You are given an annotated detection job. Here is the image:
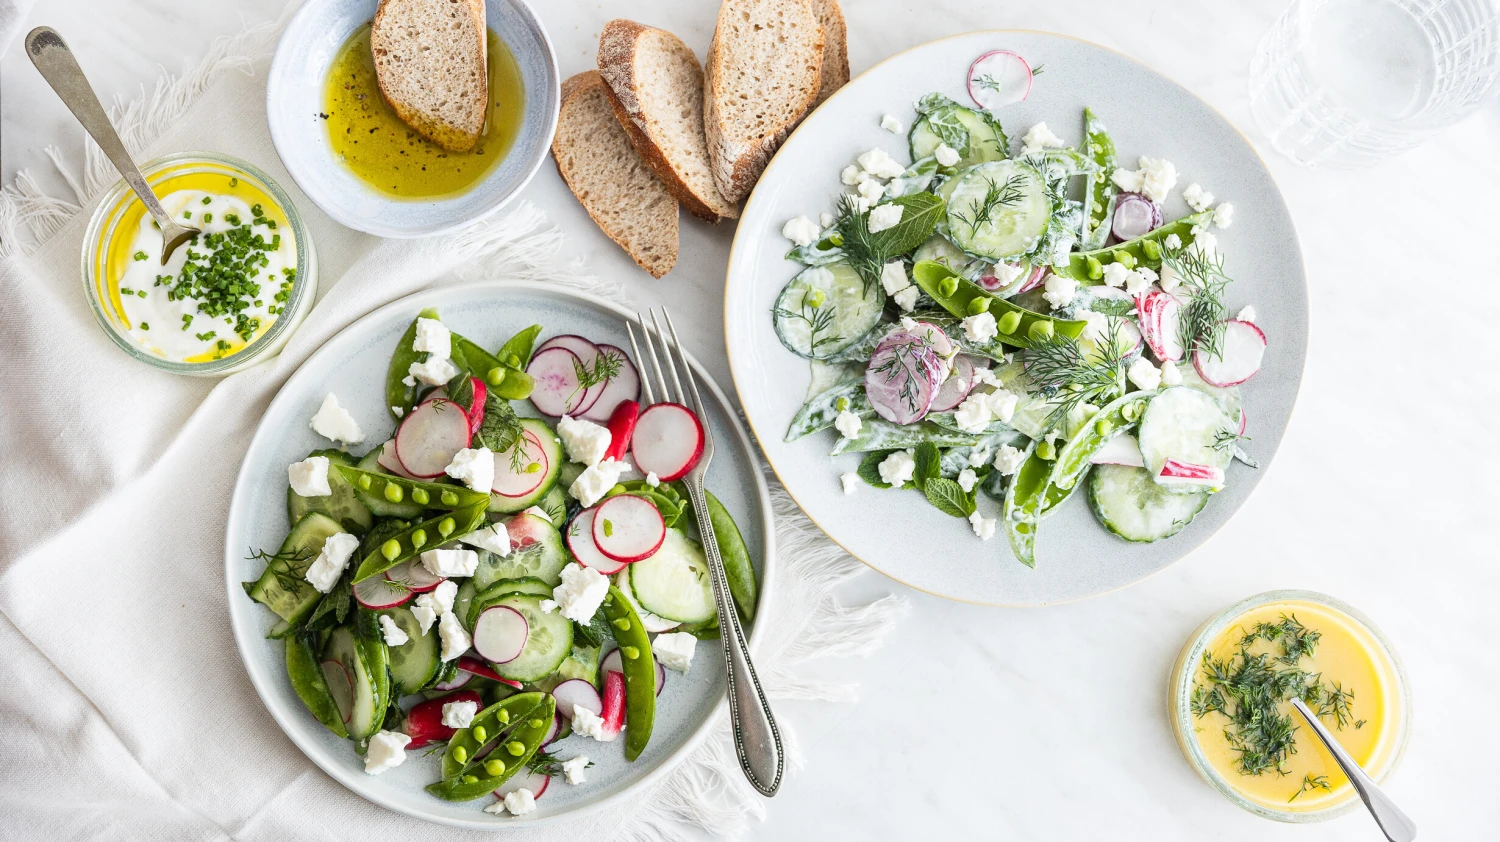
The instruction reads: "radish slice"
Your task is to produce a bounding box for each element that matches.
[1238,407,1248,437]
[567,508,628,574]
[581,345,641,423]
[967,50,1033,110]
[433,669,473,691]
[551,678,604,719]
[385,558,444,593]
[1110,192,1163,241]
[592,495,667,563]
[1158,458,1225,488]
[491,431,549,497]
[1090,433,1145,467]
[909,321,954,357]
[375,439,418,479]
[494,770,550,800]
[1016,262,1047,294]
[403,688,482,748]
[928,354,976,413]
[525,347,587,417]
[630,403,705,481]
[600,670,626,737]
[601,647,666,696]
[473,605,529,663]
[1194,320,1266,387]
[865,334,942,425]
[395,398,471,478]
[321,660,354,724]
[602,400,640,463]
[534,335,608,415]
[457,656,525,688]
[543,714,562,747]
[465,376,487,436]
[353,575,412,609]
[1137,290,1184,362]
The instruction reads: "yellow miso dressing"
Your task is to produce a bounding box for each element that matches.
[323,25,525,199]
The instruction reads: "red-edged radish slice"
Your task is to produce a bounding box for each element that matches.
[592,495,666,563]
[551,678,604,719]
[1237,407,1248,436]
[864,336,942,425]
[395,398,470,478]
[353,575,413,609]
[1110,192,1163,242]
[321,660,354,724]
[630,403,705,481]
[473,605,529,663]
[542,713,562,747]
[602,400,640,463]
[567,508,628,574]
[402,689,482,748]
[601,647,666,696]
[432,669,473,691]
[1137,290,1184,362]
[525,346,586,417]
[909,321,954,357]
[494,770,550,800]
[967,50,1032,110]
[534,335,607,415]
[1090,433,1146,468]
[491,431,549,497]
[385,558,444,593]
[1193,320,1266,387]
[600,670,626,737]
[928,354,976,413]
[375,439,418,479]
[1016,262,1047,294]
[457,656,525,688]
[465,376,487,436]
[581,345,641,422]
[1158,458,1225,488]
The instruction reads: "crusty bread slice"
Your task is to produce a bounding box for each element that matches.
[553,72,679,278]
[704,0,825,204]
[597,19,739,223]
[370,0,488,153]
[809,0,849,105]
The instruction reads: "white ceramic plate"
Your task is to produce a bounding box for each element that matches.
[725,31,1307,606]
[226,281,774,828]
[265,0,559,238]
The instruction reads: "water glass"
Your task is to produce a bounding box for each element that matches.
[1249,0,1500,167]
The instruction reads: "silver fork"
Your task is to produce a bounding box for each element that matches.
[627,308,783,797]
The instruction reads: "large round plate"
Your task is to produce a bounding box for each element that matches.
[724,31,1306,606]
[226,281,774,828]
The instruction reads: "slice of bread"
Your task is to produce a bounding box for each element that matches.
[810,0,849,105]
[598,20,739,223]
[370,0,488,153]
[553,72,679,278]
[704,0,825,204]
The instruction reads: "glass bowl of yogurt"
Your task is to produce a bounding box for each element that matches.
[81,152,318,375]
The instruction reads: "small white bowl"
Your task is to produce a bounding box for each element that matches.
[266,0,559,238]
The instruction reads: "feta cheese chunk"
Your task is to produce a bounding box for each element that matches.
[1237,305,1257,323]
[881,113,905,133]
[288,456,332,497]
[968,511,997,541]
[363,730,411,775]
[1127,357,1163,391]
[993,444,1025,476]
[781,215,821,247]
[412,317,452,358]
[444,447,494,493]
[1191,230,1219,255]
[857,147,906,179]
[310,393,364,445]
[572,704,616,742]
[653,631,698,673]
[568,458,631,508]
[1213,202,1234,229]
[438,611,470,661]
[442,700,478,729]
[840,472,860,495]
[1182,183,1214,213]
[934,143,961,167]
[953,393,993,434]
[840,164,866,186]
[304,532,359,593]
[461,522,511,556]
[645,472,661,488]
[962,311,998,343]
[519,505,552,523]
[1164,233,1183,250]
[893,286,921,312]
[421,548,479,578]
[551,563,611,623]
[834,410,864,440]
[1042,274,1079,309]
[411,603,437,635]
[1021,121,1066,155]
[866,203,904,233]
[880,261,910,295]
[378,615,409,647]
[417,579,459,620]
[483,801,507,815]
[391,406,404,418]
[1160,361,1183,387]
[1101,262,1133,289]
[878,449,917,488]
[557,415,612,466]
[503,788,537,816]
[986,389,1018,424]
[562,755,590,785]
[1124,267,1155,296]
[957,468,979,493]
[1076,309,1109,344]
[408,355,459,387]
[1112,157,1177,202]
[857,178,885,206]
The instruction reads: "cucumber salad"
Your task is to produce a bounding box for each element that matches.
[773,50,1266,567]
[244,310,756,817]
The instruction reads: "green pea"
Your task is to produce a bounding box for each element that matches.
[506,741,525,756]
[1141,239,1162,261]
[381,539,401,560]
[525,462,541,474]
[938,277,959,298]
[622,645,640,660]
[1056,475,1075,490]
[384,483,404,503]
[507,354,522,369]
[1095,418,1115,436]
[602,519,614,538]
[484,759,506,776]
[1028,320,1054,342]
[437,517,455,537]
[471,725,487,743]
[453,745,469,763]
[486,367,506,387]
[806,288,827,308]
[357,475,372,491]
[613,618,631,631]
[997,311,1022,335]
[1037,440,1057,461]
[1086,256,1103,280]
[608,483,628,497]
[966,296,991,316]
[1112,250,1136,269]
[1122,402,1142,422]
[411,528,428,548]
[835,397,850,412]
[528,719,544,729]
[411,487,430,505]
[440,490,458,507]
[462,774,478,784]
[497,708,511,724]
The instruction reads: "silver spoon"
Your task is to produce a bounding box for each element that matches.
[25,26,198,264]
[1290,697,1416,841]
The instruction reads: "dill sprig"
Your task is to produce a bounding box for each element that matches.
[1288,774,1332,803]
[526,750,592,777]
[1020,318,1128,429]
[567,349,624,405]
[1213,429,1250,453]
[1163,244,1232,359]
[949,174,1027,233]
[869,340,927,414]
[834,194,884,293]
[773,286,842,354]
[248,546,315,592]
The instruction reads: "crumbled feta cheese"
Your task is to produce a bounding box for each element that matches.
[438,611,470,661]
[412,317,452,358]
[1158,263,1182,294]
[503,788,537,816]
[288,456,332,497]
[1112,157,1177,202]
[557,415,612,466]
[857,178,885,206]
[962,311,998,343]
[840,164,866,186]
[519,505,551,523]
[1213,202,1234,229]
[444,447,494,493]
[363,730,411,775]
[986,388,1018,424]
[782,215,821,247]
[1042,274,1079,309]
[408,355,459,386]
[304,531,359,593]
[970,366,1001,388]
[968,511,997,541]
[857,148,906,179]
[1127,357,1163,390]
[551,563,610,623]
[461,522,511,556]
[1076,309,1109,344]
[893,286,921,312]
[834,410,863,440]
[568,458,631,508]
[1237,305,1257,323]
[411,603,437,634]
[1188,230,1218,257]
[653,632,698,673]
[421,548,478,578]
[645,472,660,487]
[880,261,910,295]
[878,449,917,488]
[957,468,979,493]
[417,578,458,619]
[402,374,417,388]
[881,113,905,133]
[1182,183,1214,213]
[1160,361,1183,387]
[483,801,507,815]
[819,212,835,228]
[562,755,590,785]
[953,393,993,434]
[1124,268,1155,296]
[968,447,990,468]
[442,700,478,729]
[378,615,409,647]
[1021,121,1067,155]
[572,705,615,742]
[310,393,364,445]
[867,203,904,233]
[899,316,919,331]
[391,405,404,418]
[993,444,1025,476]
[840,472,860,495]
[1111,167,1145,194]
[1164,234,1183,252]
[1101,262,1133,289]
[934,143,961,167]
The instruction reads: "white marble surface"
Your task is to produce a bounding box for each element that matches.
[5,0,1499,839]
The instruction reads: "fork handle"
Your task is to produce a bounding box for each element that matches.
[681,480,783,796]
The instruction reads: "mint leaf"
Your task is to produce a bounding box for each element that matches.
[924,477,975,518]
[857,450,896,488]
[473,392,521,453]
[912,442,941,489]
[871,192,945,259]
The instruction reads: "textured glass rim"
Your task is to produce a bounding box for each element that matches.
[80,152,313,375]
[1169,589,1412,823]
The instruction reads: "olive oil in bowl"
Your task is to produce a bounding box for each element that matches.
[323,24,525,199]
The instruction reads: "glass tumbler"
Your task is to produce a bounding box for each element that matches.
[1249,0,1500,167]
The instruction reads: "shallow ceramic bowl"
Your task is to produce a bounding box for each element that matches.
[725,31,1308,606]
[266,0,559,238]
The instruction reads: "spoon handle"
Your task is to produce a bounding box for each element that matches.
[1290,697,1417,841]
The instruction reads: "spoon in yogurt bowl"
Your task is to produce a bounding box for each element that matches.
[26,27,199,264]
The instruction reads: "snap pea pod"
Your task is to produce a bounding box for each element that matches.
[1041,391,1155,517]
[452,333,535,401]
[497,324,543,369]
[336,466,490,513]
[784,380,871,442]
[706,491,757,623]
[429,693,554,801]
[355,610,391,724]
[1079,108,1117,250]
[385,307,441,422]
[285,633,348,738]
[351,503,488,582]
[602,586,656,761]
[830,417,980,455]
[1058,210,1214,282]
[911,261,1085,349]
[1001,442,1047,569]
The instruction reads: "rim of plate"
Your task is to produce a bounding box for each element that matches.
[225,279,776,828]
[723,29,1309,607]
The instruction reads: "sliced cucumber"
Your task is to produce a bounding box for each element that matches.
[467,577,555,627]
[558,461,585,495]
[486,594,574,682]
[487,418,562,514]
[554,645,601,688]
[1088,464,1208,542]
[945,161,1051,260]
[538,484,569,527]
[1136,387,1234,491]
[910,103,1007,167]
[248,512,345,624]
[287,450,373,534]
[384,606,439,694]
[453,579,477,631]
[324,626,380,739]
[773,262,885,360]
[354,442,423,519]
[471,514,568,590]
[629,528,715,624]
[613,570,682,633]
[911,235,976,274]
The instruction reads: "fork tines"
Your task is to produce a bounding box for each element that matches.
[626,308,707,421]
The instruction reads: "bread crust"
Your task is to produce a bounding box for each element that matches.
[811,0,849,105]
[371,0,488,153]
